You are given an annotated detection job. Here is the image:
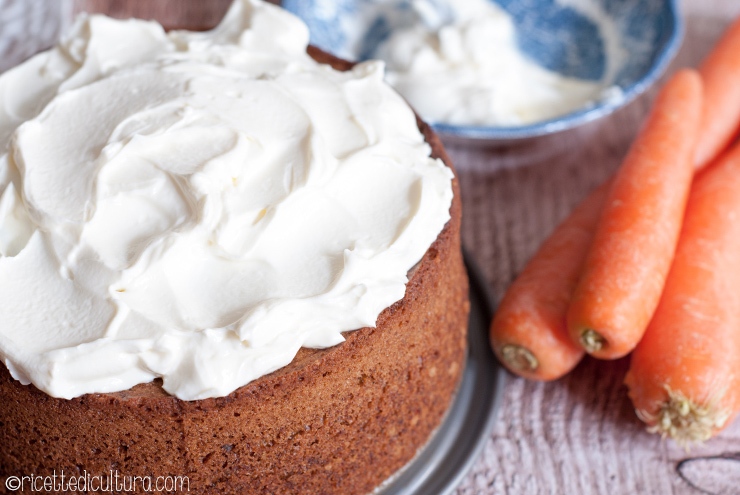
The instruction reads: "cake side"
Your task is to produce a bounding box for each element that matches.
[181,166,466,494]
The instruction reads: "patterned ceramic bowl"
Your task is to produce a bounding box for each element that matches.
[281,0,682,143]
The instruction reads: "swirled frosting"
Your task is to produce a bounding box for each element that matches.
[0,0,453,400]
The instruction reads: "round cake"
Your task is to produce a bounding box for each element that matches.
[0,2,468,494]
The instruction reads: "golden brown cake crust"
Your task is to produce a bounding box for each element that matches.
[0,49,468,495]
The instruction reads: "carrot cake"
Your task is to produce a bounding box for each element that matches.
[0,1,468,493]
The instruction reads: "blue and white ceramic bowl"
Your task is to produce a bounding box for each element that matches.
[281,0,682,143]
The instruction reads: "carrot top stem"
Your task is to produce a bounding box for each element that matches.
[638,386,732,447]
[501,344,539,372]
[580,329,606,353]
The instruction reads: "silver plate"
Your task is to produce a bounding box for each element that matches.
[379,251,505,494]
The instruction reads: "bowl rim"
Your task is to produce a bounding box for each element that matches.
[282,0,684,142]
[421,0,684,141]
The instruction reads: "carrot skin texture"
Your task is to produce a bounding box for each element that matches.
[566,69,703,360]
[490,182,609,381]
[625,142,740,443]
[696,16,740,168]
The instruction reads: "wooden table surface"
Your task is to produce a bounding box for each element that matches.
[449,1,740,493]
[2,0,739,493]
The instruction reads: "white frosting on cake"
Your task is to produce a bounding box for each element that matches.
[0,0,453,400]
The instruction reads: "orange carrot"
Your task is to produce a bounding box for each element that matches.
[566,69,703,360]
[625,141,740,445]
[695,16,740,168]
[490,182,610,380]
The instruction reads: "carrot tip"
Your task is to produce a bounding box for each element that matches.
[637,386,731,447]
[579,329,605,353]
[500,344,539,372]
